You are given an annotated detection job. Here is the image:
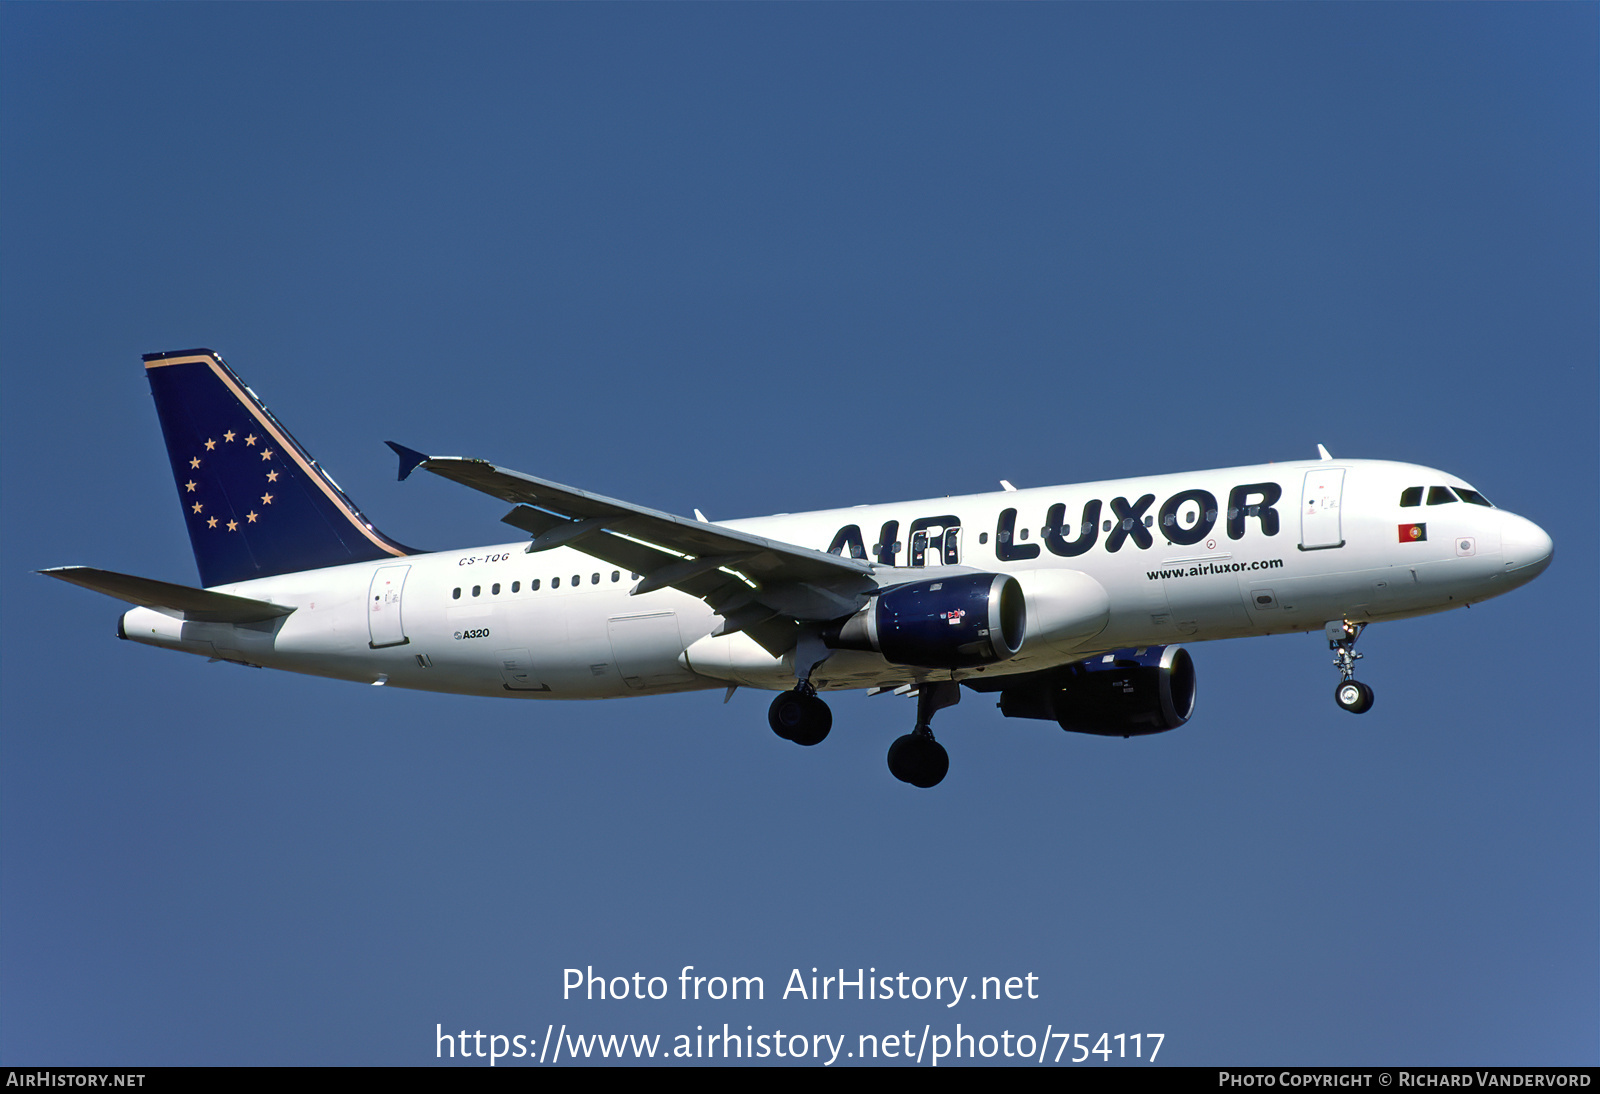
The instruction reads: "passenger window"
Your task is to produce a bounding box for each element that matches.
[612,571,620,582]
[472,586,481,597]
[511,581,520,593]
[1399,487,1424,507]
[552,577,560,589]
[1427,486,1459,505]
[452,588,461,600]
[492,583,500,595]
[1457,488,1493,507]
[591,573,599,584]
[978,532,988,544]
[531,579,540,591]
[826,524,869,560]
[572,575,580,586]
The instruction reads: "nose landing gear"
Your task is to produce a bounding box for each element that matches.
[1327,619,1375,714]
[887,681,958,788]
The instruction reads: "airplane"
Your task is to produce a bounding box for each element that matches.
[43,349,1555,788]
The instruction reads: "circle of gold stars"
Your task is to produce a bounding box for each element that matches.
[186,426,278,531]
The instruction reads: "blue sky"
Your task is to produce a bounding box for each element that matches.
[2,3,1594,1066]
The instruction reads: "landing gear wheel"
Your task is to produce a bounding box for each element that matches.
[1334,680,1375,714]
[768,690,832,746]
[887,731,949,788]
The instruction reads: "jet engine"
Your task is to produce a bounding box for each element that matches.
[827,573,1026,669]
[994,645,1196,736]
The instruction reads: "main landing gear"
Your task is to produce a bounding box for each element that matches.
[766,625,957,787]
[769,631,835,747]
[1327,619,1375,714]
[768,684,832,747]
[767,676,957,788]
[887,681,957,788]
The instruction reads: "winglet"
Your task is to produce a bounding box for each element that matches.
[386,441,431,482]
[1316,444,1333,461]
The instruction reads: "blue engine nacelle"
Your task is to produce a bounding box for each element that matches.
[828,573,1026,669]
[994,646,1196,736]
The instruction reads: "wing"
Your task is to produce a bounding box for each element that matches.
[388,444,877,656]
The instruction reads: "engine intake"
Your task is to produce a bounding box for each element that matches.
[829,573,1026,669]
[997,645,1196,736]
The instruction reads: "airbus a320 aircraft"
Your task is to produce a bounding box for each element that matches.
[45,350,1554,788]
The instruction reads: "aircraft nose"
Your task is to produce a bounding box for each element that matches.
[1501,513,1554,580]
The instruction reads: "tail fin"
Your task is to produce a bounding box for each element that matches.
[143,348,414,587]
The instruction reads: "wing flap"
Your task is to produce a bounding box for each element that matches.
[41,566,297,623]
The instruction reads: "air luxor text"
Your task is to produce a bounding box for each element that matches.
[563,966,1039,1007]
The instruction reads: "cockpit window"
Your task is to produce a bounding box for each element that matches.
[1456,488,1493,507]
[1427,486,1459,505]
[1399,486,1424,507]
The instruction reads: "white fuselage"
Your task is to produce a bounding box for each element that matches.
[118,458,1552,699]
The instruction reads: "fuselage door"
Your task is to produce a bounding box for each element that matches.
[1300,469,1346,550]
[367,564,411,648]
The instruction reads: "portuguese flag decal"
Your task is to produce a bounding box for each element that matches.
[1398,523,1427,542]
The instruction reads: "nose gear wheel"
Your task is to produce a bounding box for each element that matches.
[1335,679,1375,714]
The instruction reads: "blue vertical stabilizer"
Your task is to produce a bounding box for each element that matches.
[143,349,415,587]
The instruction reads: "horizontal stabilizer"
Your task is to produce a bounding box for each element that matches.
[40,566,296,623]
